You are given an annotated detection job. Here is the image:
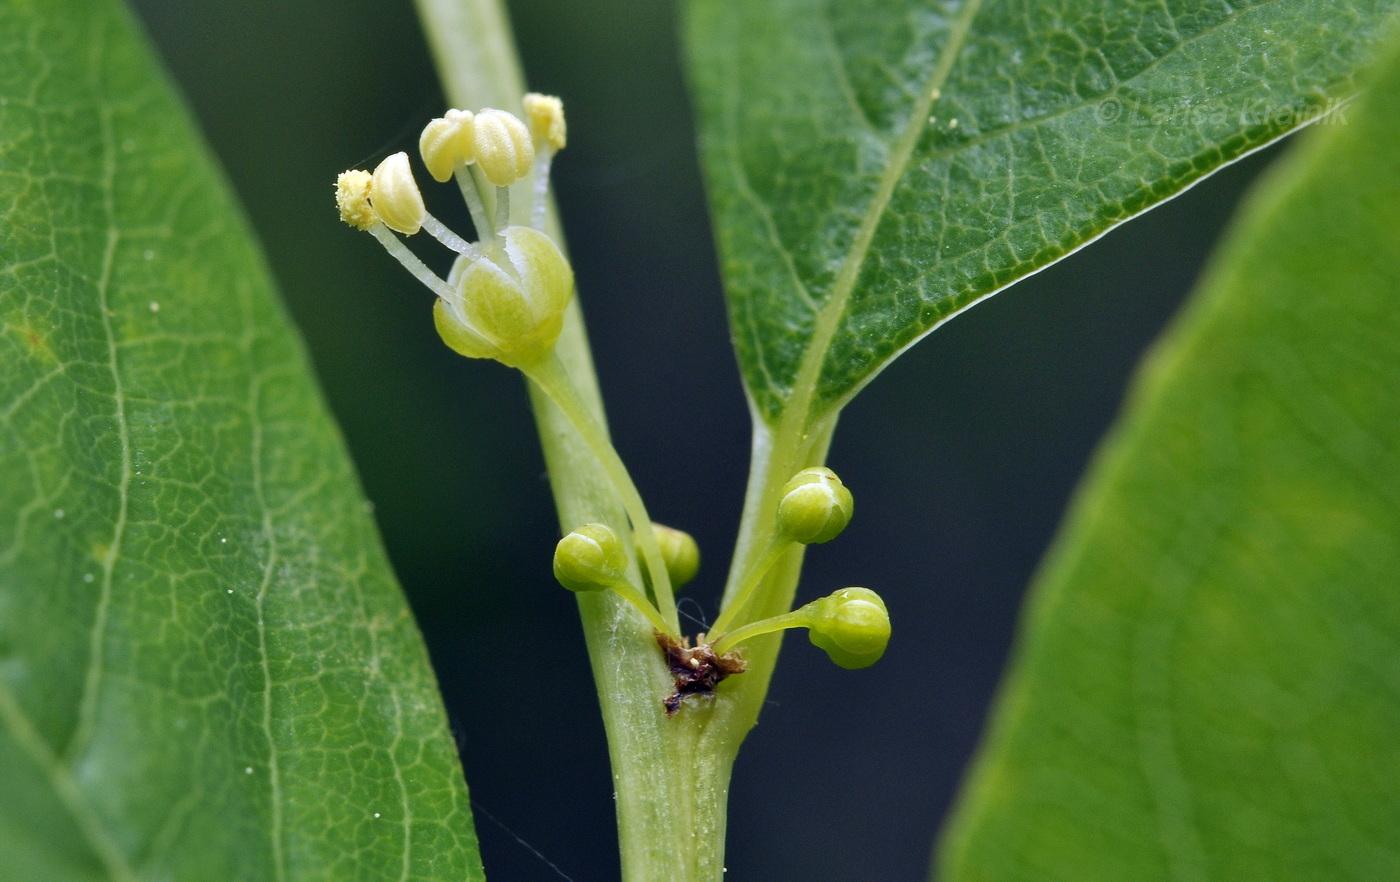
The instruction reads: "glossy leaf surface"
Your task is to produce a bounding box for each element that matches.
[685,0,1400,423]
[0,2,483,878]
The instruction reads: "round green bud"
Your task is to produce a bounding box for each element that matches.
[776,466,853,544]
[807,587,890,669]
[651,524,700,588]
[435,226,574,368]
[553,523,626,593]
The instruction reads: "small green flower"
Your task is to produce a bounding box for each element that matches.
[435,226,574,368]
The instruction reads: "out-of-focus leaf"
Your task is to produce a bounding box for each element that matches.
[939,31,1400,881]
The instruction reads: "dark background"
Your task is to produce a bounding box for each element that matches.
[129,2,1279,879]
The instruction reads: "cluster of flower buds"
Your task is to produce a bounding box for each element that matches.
[335,94,573,369]
[338,94,890,707]
[707,466,890,671]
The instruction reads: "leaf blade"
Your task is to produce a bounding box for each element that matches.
[0,2,483,879]
[939,29,1400,880]
[685,0,1400,422]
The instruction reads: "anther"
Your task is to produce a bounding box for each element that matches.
[369,152,426,235]
[472,109,535,188]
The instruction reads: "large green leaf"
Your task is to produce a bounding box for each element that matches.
[0,2,482,879]
[938,31,1400,881]
[684,0,1400,424]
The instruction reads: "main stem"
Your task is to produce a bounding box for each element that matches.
[416,3,850,878]
[414,1,738,878]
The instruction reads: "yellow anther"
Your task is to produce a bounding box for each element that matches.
[335,170,377,231]
[523,93,567,150]
[472,109,535,187]
[370,152,426,235]
[420,110,475,183]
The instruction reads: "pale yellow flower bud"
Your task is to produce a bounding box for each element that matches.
[335,170,377,231]
[523,93,567,150]
[420,110,475,183]
[472,109,535,187]
[369,152,425,235]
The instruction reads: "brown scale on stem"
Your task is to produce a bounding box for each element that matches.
[656,632,747,716]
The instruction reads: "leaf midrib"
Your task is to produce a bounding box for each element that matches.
[776,0,985,429]
[70,82,130,771]
[764,0,1292,422]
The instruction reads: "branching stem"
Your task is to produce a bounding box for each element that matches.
[524,351,681,635]
[706,539,789,635]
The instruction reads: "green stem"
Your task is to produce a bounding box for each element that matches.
[706,538,788,635]
[412,4,831,879]
[525,351,680,634]
[604,577,672,634]
[712,607,813,655]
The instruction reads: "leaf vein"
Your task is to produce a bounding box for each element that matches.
[249,370,288,882]
[69,28,131,770]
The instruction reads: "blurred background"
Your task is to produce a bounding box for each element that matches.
[128,1,1281,879]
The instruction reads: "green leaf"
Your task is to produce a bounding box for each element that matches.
[938,31,1400,881]
[0,2,483,879]
[684,0,1400,425]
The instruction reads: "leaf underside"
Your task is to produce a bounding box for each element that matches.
[0,2,482,879]
[939,30,1400,881]
[685,0,1400,423]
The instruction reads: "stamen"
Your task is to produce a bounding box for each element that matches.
[421,211,478,257]
[368,223,456,301]
[531,148,554,231]
[494,186,512,235]
[454,166,495,240]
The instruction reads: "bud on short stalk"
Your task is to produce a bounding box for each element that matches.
[650,524,700,589]
[554,523,628,593]
[806,587,890,669]
[776,466,853,544]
